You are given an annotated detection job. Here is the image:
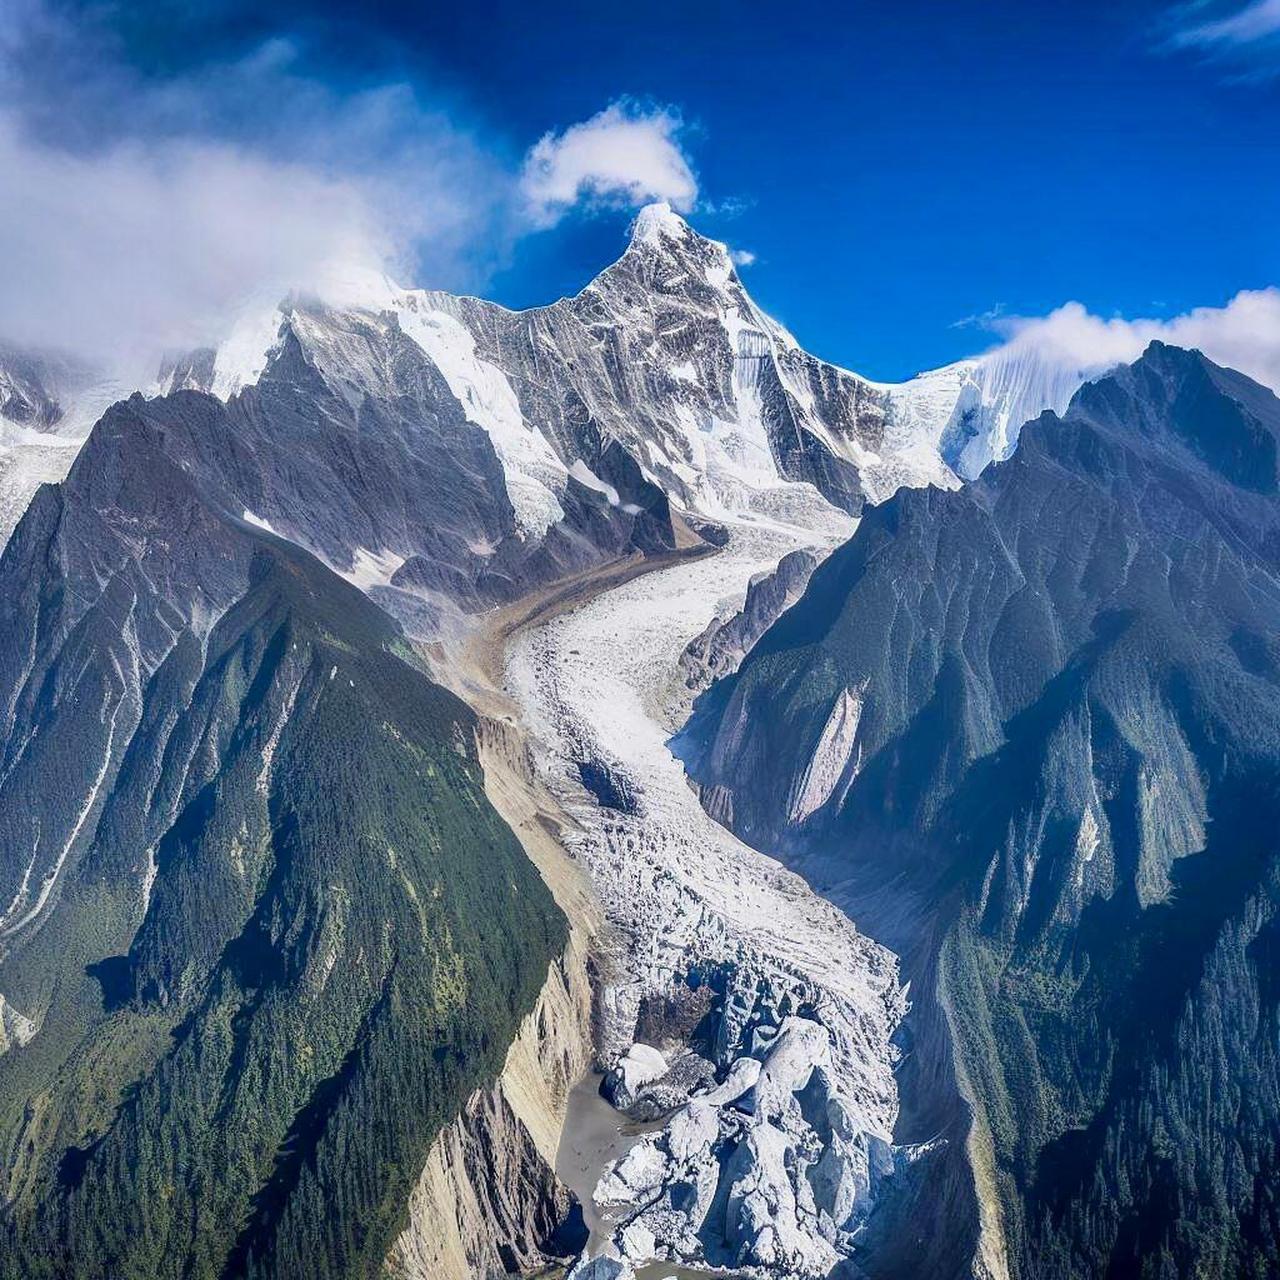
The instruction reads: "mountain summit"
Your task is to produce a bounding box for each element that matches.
[682,342,1280,1279]
[2,207,1107,599]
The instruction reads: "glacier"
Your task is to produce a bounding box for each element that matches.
[505,486,913,1275]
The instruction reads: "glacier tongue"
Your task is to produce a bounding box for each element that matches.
[506,489,908,1276]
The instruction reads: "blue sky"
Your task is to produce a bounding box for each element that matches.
[1,0,1278,382]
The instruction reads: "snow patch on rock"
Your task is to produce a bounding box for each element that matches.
[0,993,37,1055]
[340,546,407,590]
[391,296,569,538]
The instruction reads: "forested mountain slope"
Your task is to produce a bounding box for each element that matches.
[0,390,566,1277]
[683,343,1280,1279]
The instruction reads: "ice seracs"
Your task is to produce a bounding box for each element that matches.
[0,348,123,547]
[567,1254,637,1280]
[506,500,912,1278]
[603,1042,669,1109]
[592,1015,899,1275]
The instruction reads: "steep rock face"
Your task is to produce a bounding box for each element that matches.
[90,205,1114,650]
[683,343,1280,1279]
[680,547,821,692]
[424,204,953,520]
[144,315,676,627]
[0,390,569,1277]
[162,205,1104,619]
[2,209,1105,575]
[0,347,73,429]
[387,950,592,1279]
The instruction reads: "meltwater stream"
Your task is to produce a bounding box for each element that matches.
[504,498,910,1274]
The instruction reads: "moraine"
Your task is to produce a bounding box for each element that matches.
[505,486,911,1276]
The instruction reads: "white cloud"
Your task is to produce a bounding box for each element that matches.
[0,7,716,384]
[1170,0,1280,48]
[0,4,509,383]
[520,100,698,229]
[951,304,1007,330]
[0,121,386,379]
[730,248,757,267]
[985,289,1280,394]
[0,8,712,384]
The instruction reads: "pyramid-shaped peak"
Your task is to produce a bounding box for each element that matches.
[629,201,697,246]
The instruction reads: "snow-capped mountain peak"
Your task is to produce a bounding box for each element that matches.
[628,199,697,247]
[0,208,1111,585]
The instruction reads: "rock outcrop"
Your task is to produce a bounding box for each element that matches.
[386,950,592,1279]
[680,547,820,692]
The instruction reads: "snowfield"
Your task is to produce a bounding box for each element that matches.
[506,487,911,1275]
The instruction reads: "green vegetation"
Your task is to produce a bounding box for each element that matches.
[0,549,566,1278]
[688,346,1280,1278]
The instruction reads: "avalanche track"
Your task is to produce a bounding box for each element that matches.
[504,492,910,1274]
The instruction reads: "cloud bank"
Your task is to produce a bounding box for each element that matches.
[986,289,1280,395]
[0,5,516,382]
[0,8,702,384]
[520,100,698,229]
[0,121,396,378]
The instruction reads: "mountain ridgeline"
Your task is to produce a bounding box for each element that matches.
[682,342,1280,1278]
[4,203,1103,597]
[146,202,957,622]
[0,202,995,1280]
[0,391,567,1275]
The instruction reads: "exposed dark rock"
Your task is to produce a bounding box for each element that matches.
[623,1050,718,1121]
[683,342,1280,1279]
[576,758,638,814]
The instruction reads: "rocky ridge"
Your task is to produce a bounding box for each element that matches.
[681,343,1280,1279]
